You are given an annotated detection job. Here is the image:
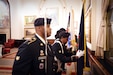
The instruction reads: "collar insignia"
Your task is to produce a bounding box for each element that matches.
[28,37,36,44]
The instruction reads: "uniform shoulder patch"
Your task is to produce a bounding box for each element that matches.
[28,37,36,44]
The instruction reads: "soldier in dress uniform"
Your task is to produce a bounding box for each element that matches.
[12,18,55,75]
[52,31,84,75]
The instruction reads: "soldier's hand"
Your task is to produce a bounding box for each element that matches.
[71,55,76,58]
[76,50,84,58]
[71,55,76,61]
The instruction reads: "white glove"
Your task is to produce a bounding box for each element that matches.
[76,50,84,58]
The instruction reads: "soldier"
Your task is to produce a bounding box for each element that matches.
[52,31,84,75]
[55,28,66,40]
[12,18,55,75]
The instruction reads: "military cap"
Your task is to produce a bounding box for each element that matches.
[55,28,66,39]
[59,28,66,31]
[59,31,70,38]
[34,18,52,26]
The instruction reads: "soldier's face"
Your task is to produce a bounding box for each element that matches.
[61,37,68,44]
[64,37,68,44]
[46,24,51,37]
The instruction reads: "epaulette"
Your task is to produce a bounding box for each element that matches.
[28,37,37,45]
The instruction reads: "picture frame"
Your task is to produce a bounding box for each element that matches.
[24,28,35,38]
[0,0,10,28]
[24,16,36,26]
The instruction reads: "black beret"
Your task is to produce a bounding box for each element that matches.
[59,31,70,38]
[34,18,52,26]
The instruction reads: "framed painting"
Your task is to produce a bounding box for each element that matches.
[24,28,35,38]
[0,0,10,28]
[24,16,36,26]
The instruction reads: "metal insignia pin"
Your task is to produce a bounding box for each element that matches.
[16,56,20,61]
[40,43,43,46]
[41,59,44,62]
[40,50,44,56]
[39,63,44,69]
[59,50,61,53]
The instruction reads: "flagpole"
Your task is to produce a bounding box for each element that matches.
[44,9,48,73]
[70,8,78,74]
[83,0,90,71]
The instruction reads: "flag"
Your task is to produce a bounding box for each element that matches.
[67,10,77,73]
[67,12,70,32]
[77,7,84,75]
[77,3,90,75]
[67,12,71,48]
[67,9,76,49]
[78,8,84,50]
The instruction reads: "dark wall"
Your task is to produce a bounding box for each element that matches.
[0,34,6,45]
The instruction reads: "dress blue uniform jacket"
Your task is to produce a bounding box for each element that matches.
[12,35,55,75]
[52,40,77,70]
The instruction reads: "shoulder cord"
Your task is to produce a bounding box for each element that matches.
[55,41,64,54]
